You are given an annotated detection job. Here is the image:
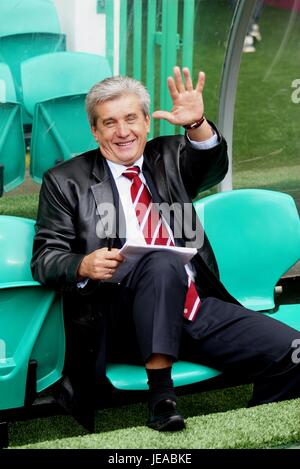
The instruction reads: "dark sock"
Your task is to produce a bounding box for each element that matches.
[146,367,176,411]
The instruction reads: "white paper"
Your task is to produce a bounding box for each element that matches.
[109,241,197,283]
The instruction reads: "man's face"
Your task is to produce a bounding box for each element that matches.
[92,93,150,166]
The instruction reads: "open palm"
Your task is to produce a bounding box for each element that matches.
[152,66,205,126]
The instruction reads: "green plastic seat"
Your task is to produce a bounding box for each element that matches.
[0,63,26,192]
[264,305,300,330]
[0,34,66,125]
[0,216,64,411]
[107,362,220,391]
[0,62,16,101]
[0,0,61,38]
[21,52,112,183]
[0,0,65,124]
[194,189,300,324]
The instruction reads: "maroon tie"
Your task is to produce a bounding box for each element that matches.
[123,166,201,321]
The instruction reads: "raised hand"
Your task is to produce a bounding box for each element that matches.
[152,66,205,127]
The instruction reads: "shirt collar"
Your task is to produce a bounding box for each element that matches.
[106,155,144,181]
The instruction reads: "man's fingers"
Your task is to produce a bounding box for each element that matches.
[183,67,193,91]
[104,259,121,269]
[102,248,123,262]
[152,110,176,123]
[167,76,179,100]
[80,248,123,280]
[173,66,185,93]
[153,67,205,126]
[196,71,205,93]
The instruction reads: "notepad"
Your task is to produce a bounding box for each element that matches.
[109,241,197,283]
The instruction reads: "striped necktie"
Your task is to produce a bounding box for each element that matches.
[123,165,201,321]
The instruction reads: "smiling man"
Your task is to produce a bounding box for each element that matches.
[91,93,150,166]
[31,67,300,433]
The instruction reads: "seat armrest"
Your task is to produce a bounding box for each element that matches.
[0,280,41,289]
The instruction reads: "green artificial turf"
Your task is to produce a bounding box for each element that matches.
[0,194,39,219]
[8,384,251,447]
[8,387,300,449]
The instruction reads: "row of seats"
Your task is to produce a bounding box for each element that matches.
[0,189,299,446]
[0,63,26,192]
[23,52,111,183]
[0,52,112,192]
[0,0,66,125]
[0,0,112,193]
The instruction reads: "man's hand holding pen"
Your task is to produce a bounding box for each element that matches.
[77,242,123,281]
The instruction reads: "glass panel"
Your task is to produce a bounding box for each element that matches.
[233,1,300,210]
[193,0,234,123]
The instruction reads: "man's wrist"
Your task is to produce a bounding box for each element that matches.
[183,116,205,130]
[187,128,218,150]
[185,118,214,142]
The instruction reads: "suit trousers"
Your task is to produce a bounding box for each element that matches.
[107,250,188,363]
[107,251,300,406]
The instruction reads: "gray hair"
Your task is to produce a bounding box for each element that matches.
[86,75,150,127]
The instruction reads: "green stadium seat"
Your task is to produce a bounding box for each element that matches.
[194,189,300,328]
[0,0,61,38]
[0,216,65,412]
[0,63,25,193]
[0,0,65,124]
[107,362,220,391]
[0,62,15,100]
[21,52,112,183]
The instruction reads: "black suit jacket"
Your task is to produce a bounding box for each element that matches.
[31,128,239,390]
[31,126,239,311]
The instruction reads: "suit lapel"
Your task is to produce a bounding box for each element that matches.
[142,161,162,204]
[90,154,126,247]
[143,146,170,202]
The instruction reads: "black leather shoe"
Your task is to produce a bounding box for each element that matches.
[147,399,185,431]
[54,377,95,433]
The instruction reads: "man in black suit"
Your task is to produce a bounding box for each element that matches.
[31,67,300,432]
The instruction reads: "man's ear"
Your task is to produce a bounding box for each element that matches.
[91,126,98,142]
[146,114,151,133]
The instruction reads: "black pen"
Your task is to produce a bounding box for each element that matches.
[107,237,113,251]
